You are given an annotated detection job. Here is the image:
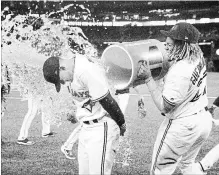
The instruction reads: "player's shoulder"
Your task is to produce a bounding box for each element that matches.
[168,60,194,78]
[75,54,104,76]
[75,54,91,73]
[173,60,193,71]
[76,54,89,64]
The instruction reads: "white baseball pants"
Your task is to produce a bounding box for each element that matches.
[200,144,219,171]
[18,96,50,140]
[151,109,212,175]
[78,116,120,175]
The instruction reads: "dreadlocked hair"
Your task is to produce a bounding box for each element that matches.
[168,40,204,63]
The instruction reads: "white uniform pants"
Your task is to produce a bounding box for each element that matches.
[199,118,219,171]
[78,116,120,175]
[18,96,50,140]
[151,110,212,175]
[200,144,219,171]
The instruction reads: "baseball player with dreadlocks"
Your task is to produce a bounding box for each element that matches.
[43,53,126,175]
[137,22,212,174]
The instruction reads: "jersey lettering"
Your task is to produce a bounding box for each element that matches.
[70,89,91,98]
[68,87,94,113]
[190,85,206,102]
[190,58,205,86]
[190,86,206,102]
[190,58,206,103]
[190,90,201,102]
[197,70,207,87]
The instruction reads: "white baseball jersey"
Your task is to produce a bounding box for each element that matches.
[67,54,120,175]
[68,54,109,122]
[162,57,208,119]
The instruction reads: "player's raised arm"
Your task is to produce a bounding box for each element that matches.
[134,60,172,114]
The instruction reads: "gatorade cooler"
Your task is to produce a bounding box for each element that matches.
[101,39,169,90]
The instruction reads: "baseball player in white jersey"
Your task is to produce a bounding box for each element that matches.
[190,96,219,174]
[43,53,126,175]
[136,22,212,174]
[17,95,53,145]
[60,89,130,160]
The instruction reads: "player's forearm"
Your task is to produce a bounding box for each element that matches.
[99,92,125,127]
[146,78,165,113]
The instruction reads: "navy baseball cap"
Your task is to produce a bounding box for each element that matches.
[43,56,61,92]
[160,22,200,43]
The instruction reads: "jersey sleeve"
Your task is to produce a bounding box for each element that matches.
[162,63,191,107]
[80,65,109,102]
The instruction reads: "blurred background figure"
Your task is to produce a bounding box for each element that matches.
[17,96,53,145]
[1,63,11,118]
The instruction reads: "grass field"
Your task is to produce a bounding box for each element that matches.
[1,72,219,175]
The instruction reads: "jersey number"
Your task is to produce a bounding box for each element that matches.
[190,86,206,102]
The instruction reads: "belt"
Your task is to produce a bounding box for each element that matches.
[83,117,103,125]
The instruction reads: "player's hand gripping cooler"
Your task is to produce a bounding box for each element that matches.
[101,39,169,92]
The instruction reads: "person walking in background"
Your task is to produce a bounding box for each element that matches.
[43,53,126,175]
[136,22,212,174]
[191,96,219,174]
[17,95,53,145]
